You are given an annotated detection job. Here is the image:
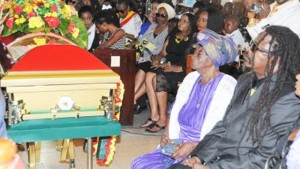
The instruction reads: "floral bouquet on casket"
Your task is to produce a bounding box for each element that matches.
[1,0,88,48]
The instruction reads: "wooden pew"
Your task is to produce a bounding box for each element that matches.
[92,49,136,125]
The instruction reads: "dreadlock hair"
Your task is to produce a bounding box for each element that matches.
[237,26,300,151]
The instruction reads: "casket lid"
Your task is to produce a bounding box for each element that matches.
[1,45,120,87]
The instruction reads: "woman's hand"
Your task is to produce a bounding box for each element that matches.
[125,33,136,41]
[127,39,138,49]
[160,130,171,147]
[161,62,171,71]
[151,56,161,68]
[162,63,183,72]
[171,142,198,159]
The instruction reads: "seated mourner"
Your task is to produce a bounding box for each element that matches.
[78,5,99,52]
[285,73,300,169]
[0,88,6,138]
[95,9,126,50]
[139,13,196,132]
[131,29,238,169]
[168,25,300,169]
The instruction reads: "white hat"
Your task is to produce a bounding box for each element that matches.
[156,3,176,20]
[178,0,196,8]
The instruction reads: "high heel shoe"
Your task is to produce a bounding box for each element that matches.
[145,124,166,133]
[139,118,157,128]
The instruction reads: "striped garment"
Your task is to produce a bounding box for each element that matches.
[137,23,169,64]
[103,28,126,49]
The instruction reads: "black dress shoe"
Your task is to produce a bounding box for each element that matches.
[134,104,147,114]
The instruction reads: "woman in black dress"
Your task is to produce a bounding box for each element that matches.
[140,13,196,132]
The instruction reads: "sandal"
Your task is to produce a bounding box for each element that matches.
[139,118,157,128]
[145,124,166,133]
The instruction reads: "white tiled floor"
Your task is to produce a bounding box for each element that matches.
[18,131,160,169]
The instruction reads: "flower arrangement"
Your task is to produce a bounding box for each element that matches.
[83,82,124,165]
[96,82,124,165]
[1,0,88,48]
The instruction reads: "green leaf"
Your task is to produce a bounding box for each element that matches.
[57,17,69,35]
[64,16,88,49]
[1,26,15,37]
[1,23,24,37]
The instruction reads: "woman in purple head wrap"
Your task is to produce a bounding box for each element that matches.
[196,29,237,67]
[131,29,238,169]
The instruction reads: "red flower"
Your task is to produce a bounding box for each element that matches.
[51,5,58,12]
[15,5,23,14]
[5,17,14,30]
[115,97,121,103]
[67,23,75,33]
[45,16,60,28]
[28,12,36,18]
[36,2,44,6]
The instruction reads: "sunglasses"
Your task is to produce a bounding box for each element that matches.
[116,9,126,14]
[156,13,167,18]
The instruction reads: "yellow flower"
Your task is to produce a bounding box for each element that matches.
[15,16,26,25]
[33,37,46,46]
[105,137,117,165]
[14,14,19,19]
[36,0,46,4]
[4,1,17,14]
[23,3,33,13]
[28,16,45,29]
[51,12,58,17]
[72,28,79,38]
[44,3,50,8]
[45,12,58,17]
[61,5,71,19]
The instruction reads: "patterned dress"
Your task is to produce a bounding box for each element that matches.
[103,28,126,49]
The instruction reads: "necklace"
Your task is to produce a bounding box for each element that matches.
[175,35,189,44]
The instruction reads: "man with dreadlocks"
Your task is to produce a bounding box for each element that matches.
[168,25,300,169]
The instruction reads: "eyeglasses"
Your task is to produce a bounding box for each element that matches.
[249,41,270,54]
[156,13,167,18]
[247,41,283,57]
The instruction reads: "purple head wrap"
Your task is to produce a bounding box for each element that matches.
[197,29,238,68]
